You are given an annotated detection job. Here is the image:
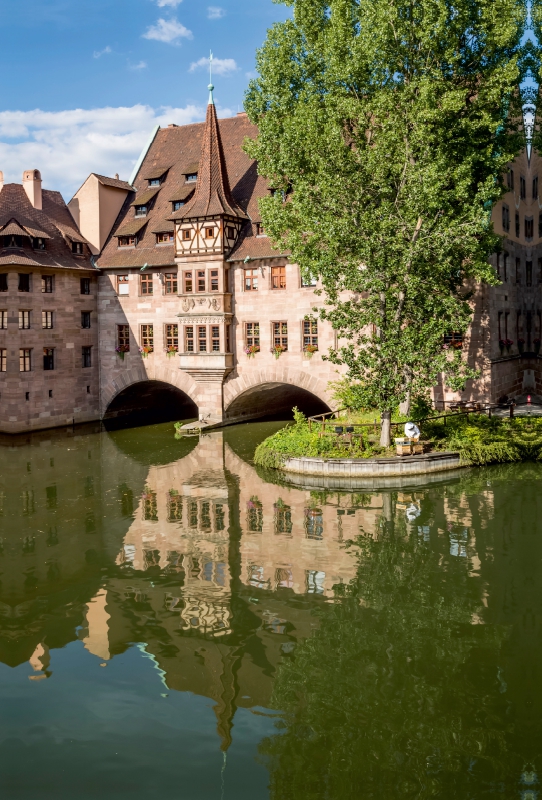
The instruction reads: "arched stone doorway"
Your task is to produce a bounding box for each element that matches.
[103,380,198,429]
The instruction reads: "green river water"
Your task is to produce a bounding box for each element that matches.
[0,419,540,798]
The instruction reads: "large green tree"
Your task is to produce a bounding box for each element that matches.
[245,0,528,444]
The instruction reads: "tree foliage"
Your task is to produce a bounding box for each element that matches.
[245,0,529,442]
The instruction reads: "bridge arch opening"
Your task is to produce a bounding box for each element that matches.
[103,380,198,430]
[225,381,331,422]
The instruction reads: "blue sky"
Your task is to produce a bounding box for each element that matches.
[0,0,290,198]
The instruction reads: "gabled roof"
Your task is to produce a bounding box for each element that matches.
[171,101,248,221]
[0,220,32,237]
[94,174,134,191]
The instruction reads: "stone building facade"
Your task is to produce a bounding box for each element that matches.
[0,93,539,434]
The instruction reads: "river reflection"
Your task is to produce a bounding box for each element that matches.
[0,422,541,797]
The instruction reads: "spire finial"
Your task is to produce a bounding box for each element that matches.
[208,50,214,105]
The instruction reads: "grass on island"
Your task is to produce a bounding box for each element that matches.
[254,408,542,470]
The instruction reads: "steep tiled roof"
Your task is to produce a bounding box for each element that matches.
[141,166,171,181]
[115,217,148,237]
[151,218,175,233]
[129,187,161,207]
[168,185,195,203]
[0,220,31,237]
[95,174,134,191]
[0,184,97,272]
[98,111,285,269]
[172,101,248,221]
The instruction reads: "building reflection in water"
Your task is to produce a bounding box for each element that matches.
[1,424,541,795]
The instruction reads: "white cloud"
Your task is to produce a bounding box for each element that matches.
[190,56,238,76]
[93,46,112,59]
[207,6,225,19]
[0,104,241,199]
[143,18,192,44]
[129,61,148,71]
[157,0,183,5]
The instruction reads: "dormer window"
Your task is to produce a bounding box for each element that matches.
[256,222,266,236]
[135,205,148,218]
[156,232,174,244]
[119,236,136,248]
[149,178,161,187]
[33,237,46,250]
[173,201,184,212]
[186,173,197,183]
[72,242,84,255]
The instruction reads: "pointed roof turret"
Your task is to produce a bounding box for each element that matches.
[172,86,248,221]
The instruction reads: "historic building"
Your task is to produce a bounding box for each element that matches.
[0,88,539,434]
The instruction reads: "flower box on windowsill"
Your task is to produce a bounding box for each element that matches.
[271,345,286,360]
[139,346,153,359]
[115,345,129,361]
[304,345,318,359]
[245,345,260,359]
[165,346,178,358]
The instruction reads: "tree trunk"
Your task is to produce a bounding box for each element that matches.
[380,409,392,447]
[399,390,411,416]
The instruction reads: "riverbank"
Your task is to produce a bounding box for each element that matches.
[254,409,542,471]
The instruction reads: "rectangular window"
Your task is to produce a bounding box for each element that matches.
[185,326,194,352]
[197,271,206,292]
[165,324,178,351]
[271,266,286,289]
[118,236,136,247]
[520,176,526,200]
[444,332,463,348]
[516,257,521,284]
[198,326,207,352]
[41,275,54,293]
[256,222,265,236]
[226,225,235,239]
[0,310,6,329]
[539,215,542,238]
[303,318,318,351]
[82,346,92,368]
[245,322,260,349]
[42,311,53,329]
[18,274,30,293]
[156,232,174,244]
[117,275,129,295]
[186,173,197,182]
[19,349,31,372]
[81,311,91,329]
[43,348,54,371]
[72,242,83,255]
[184,271,193,293]
[34,238,45,251]
[273,321,288,350]
[226,324,231,353]
[173,201,184,212]
[19,310,30,329]
[526,217,534,240]
[534,176,539,200]
[0,349,5,372]
[301,271,317,287]
[0,275,6,292]
[210,270,219,291]
[507,169,515,190]
[140,324,154,352]
[80,278,90,295]
[502,204,510,232]
[134,205,147,218]
[503,252,508,282]
[527,261,533,287]
[211,326,220,352]
[164,273,177,294]
[149,178,161,187]
[182,229,191,240]
[205,227,215,239]
[140,274,153,295]
[117,324,130,353]
[244,268,258,291]
[515,213,520,237]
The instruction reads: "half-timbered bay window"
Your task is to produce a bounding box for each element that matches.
[244,268,258,291]
[273,322,288,350]
[185,326,194,352]
[211,326,220,352]
[303,318,318,351]
[164,273,177,294]
[140,273,153,295]
[271,266,286,289]
[140,324,154,353]
[198,326,207,352]
[0,349,6,372]
[184,271,193,292]
[117,324,130,353]
[165,324,178,351]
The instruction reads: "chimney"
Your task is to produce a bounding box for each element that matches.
[23,169,42,210]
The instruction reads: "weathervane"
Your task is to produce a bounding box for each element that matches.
[208,50,214,105]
